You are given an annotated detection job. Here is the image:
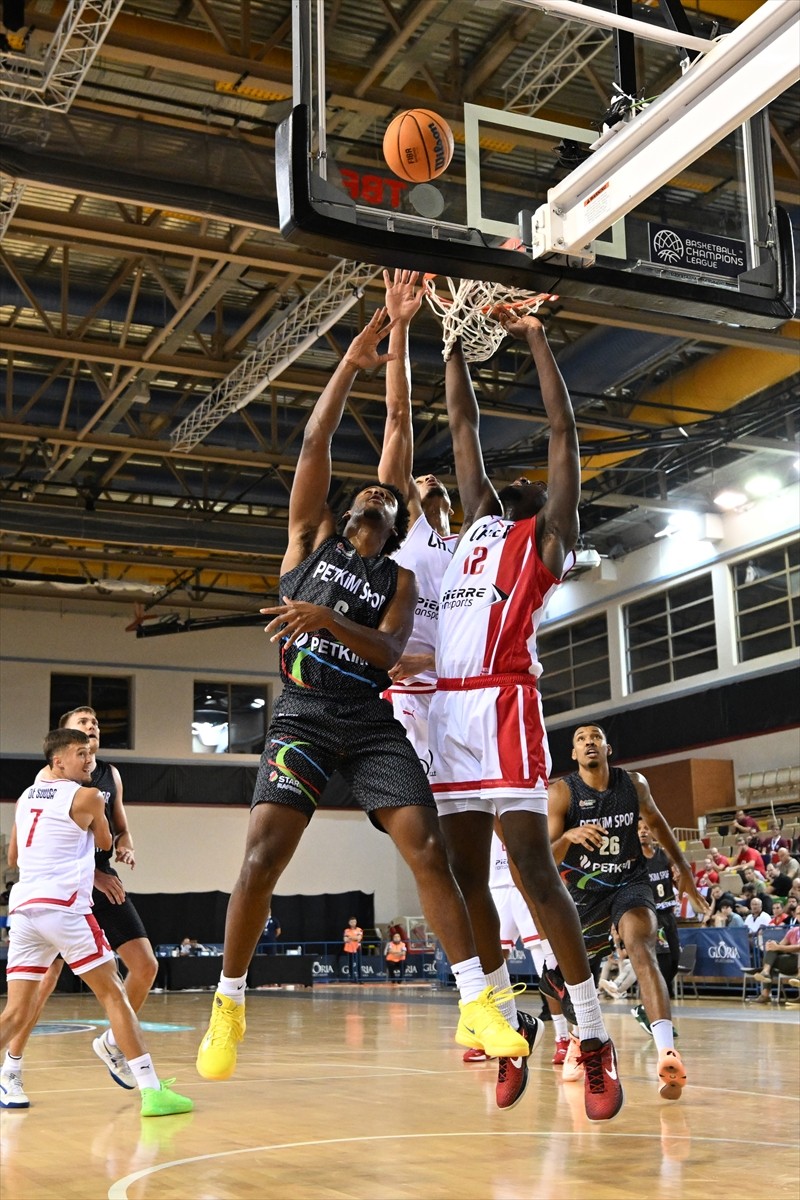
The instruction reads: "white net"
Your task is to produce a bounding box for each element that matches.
[425,277,558,362]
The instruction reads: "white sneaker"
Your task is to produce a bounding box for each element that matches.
[0,1070,30,1109]
[92,1032,136,1090]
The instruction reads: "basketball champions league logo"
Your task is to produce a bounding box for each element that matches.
[649,223,746,279]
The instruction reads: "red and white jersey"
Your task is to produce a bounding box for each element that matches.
[10,778,95,914]
[489,831,512,890]
[436,514,572,682]
[390,512,456,691]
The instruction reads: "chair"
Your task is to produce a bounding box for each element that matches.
[674,943,698,1000]
[775,971,800,1004]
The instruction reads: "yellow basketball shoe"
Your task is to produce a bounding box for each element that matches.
[196,992,246,1080]
[456,985,530,1058]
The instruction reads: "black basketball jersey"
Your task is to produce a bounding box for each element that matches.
[277,535,400,699]
[645,846,676,910]
[91,758,117,873]
[559,767,650,894]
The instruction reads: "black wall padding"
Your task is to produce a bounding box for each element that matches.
[126,889,374,946]
[546,667,798,774]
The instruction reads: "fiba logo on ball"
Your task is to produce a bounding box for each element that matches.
[653,228,685,263]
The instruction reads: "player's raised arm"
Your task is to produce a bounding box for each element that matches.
[445,341,501,533]
[379,269,428,522]
[283,309,395,574]
[497,311,579,577]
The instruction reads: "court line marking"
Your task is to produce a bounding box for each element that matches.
[108,1130,800,1199]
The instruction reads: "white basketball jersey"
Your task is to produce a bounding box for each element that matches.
[489,831,512,890]
[436,514,571,681]
[10,778,96,913]
[390,512,456,690]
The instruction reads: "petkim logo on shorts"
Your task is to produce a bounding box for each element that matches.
[649,224,746,278]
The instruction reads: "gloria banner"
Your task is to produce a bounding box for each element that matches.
[678,927,751,976]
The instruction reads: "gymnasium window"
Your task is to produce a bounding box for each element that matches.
[732,539,800,662]
[538,614,610,715]
[625,574,717,692]
[49,675,132,749]
[192,682,268,754]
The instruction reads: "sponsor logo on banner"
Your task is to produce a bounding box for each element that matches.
[649,224,746,278]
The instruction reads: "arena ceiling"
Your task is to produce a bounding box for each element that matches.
[0,0,798,627]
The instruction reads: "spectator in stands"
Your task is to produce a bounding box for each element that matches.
[713,899,744,928]
[775,847,800,880]
[789,879,800,903]
[744,897,773,949]
[733,837,766,876]
[731,810,760,837]
[384,932,407,982]
[782,897,799,927]
[769,901,787,927]
[765,863,793,899]
[708,847,730,869]
[702,886,733,927]
[695,857,719,888]
[750,925,800,1003]
[737,885,773,917]
[758,825,790,861]
[742,865,767,892]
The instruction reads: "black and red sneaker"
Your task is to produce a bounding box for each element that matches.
[578,1038,624,1122]
[538,966,577,1026]
[495,1010,544,1110]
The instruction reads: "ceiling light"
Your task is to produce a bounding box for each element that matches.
[714,489,747,511]
[745,474,781,498]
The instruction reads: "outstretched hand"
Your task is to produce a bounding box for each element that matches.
[383,268,429,324]
[343,307,397,372]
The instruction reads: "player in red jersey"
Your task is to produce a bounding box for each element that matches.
[428,310,623,1122]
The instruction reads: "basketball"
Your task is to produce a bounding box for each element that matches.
[382,108,454,182]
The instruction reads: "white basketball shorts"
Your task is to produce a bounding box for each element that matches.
[7,908,114,981]
[385,688,435,781]
[429,679,550,816]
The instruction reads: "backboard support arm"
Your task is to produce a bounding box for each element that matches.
[529,0,800,260]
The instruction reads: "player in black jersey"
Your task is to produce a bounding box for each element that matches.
[549,725,708,1102]
[196,310,530,1084]
[637,819,681,1033]
[2,707,156,1104]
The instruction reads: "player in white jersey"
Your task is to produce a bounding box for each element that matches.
[378,269,456,775]
[0,728,192,1117]
[428,310,623,1123]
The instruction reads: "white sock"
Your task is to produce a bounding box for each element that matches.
[650,1019,675,1053]
[553,1014,569,1040]
[105,1027,118,1048]
[451,956,486,1005]
[566,976,608,1043]
[544,948,558,972]
[127,1053,160,1091]
[218,973,247,1002]
[485,963,517,1027]
[3,1052,23,1073]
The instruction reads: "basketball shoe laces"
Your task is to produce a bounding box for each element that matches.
[580,1046,608,1095]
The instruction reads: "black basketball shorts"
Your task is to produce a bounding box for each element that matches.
[251,691,436,825]
[92,875,149,950]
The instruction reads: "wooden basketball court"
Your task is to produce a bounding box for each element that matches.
[1,985,797,1199]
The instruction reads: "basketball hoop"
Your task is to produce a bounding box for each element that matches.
[425,277,558,362]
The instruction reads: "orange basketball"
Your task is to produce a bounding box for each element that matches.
[382,108,454,183]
